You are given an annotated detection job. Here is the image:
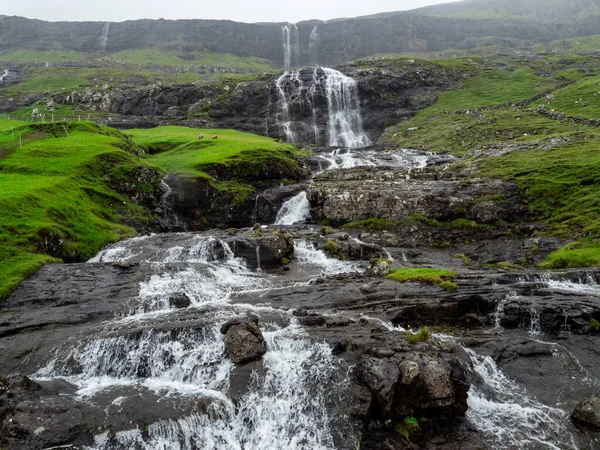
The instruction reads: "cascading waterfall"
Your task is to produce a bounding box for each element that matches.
[322,68,371,148]
[282,24,299,68]
[275,70,303,144]
[466,348,578,449]
[100,23,110,52]
[35,232,362,449]
[274,67,371,148]
[274,192,311,225]
[0,70,8,83]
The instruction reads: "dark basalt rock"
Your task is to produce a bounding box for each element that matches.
[221,316,267,365]
[572,397,600,430]
[168,293,191,309]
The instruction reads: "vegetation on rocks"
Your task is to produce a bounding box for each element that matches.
[405,327,432,344]
[0,122,304,299]
[0,120,151,299]
[380,55,600,266]
[386,268,457,287]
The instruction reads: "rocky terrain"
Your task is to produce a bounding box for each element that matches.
[2,0,600,67]
[1,146,600,449]
[1,5,600,447]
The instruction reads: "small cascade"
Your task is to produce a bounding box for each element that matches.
[100,23,110,52]
[0,70,8,83]
[309,25,319,62]
[465,348,578,449]
[314,148,432,173]
[322,68,371,148]
[492,291,517,329]
[275,70,303,144]
[529,308,542,335]
[158,179,183,229]
[544,273,600,295]
[274,191,311,225]
[294,240,362,276]
[282,24,299,68]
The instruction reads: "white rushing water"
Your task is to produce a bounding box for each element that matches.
[322,67,371,148]
[466,349,578,449]
[274,67,371,148]
[37,232,361,449]
[274,191,311,225]
[100,23,110,51]
[0,70,8,83]
[294,240,361,276]
[282,24,299,68]
[315,147,430,172]
[309,25,319,62]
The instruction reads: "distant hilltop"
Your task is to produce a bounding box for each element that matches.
[1,0,599,67]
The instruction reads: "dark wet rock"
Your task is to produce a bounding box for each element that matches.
[398,360,420,385]
[168,293,191,309]
[357,356,401,418]
[299,315,326,327]
[572,397,600,429]
[162,164,309,230]
[220,315,260,334]
[227,229,295,269]
[221,316,266,365]
[5,395,88,450]
[356,348,469,422]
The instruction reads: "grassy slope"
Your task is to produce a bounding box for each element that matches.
[132,127,306,202]
[0,124,304,299]
[0,121,149,299]
[0,49,275,98]
[380,55,600,267]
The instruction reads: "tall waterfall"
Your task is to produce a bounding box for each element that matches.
[309,26,319,63]
[275,67,371,148]
[282,24,299,68]
[322,68,371,148]
[100,23,110,51]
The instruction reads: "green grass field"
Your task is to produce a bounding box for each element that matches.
[0,123,305,299]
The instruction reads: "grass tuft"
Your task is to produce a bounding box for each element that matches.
[386,268,457,287]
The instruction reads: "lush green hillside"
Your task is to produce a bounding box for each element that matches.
[380,55,600,268]
[0,122,303,299]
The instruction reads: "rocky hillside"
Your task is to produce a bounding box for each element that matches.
[415,0,600,22]
[1,0,600,67]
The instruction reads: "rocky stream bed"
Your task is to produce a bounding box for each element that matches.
[1,147,600,449]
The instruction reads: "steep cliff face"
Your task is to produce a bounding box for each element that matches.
[208,61,462,145]
[1,9,598,67]
[414,0,600,22]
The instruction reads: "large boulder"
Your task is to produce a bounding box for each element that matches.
[356,348,470,422]
[571,397,600,429]
[221,316,267,365]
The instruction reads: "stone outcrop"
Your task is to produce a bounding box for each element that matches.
[221,316,267,365]
[308,166,527,224]
[572,397,600,429]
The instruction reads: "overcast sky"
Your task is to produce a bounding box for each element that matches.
[2,0,460,23]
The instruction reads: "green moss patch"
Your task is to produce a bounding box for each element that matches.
[386,268,457,287]
[539,242,600,269]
